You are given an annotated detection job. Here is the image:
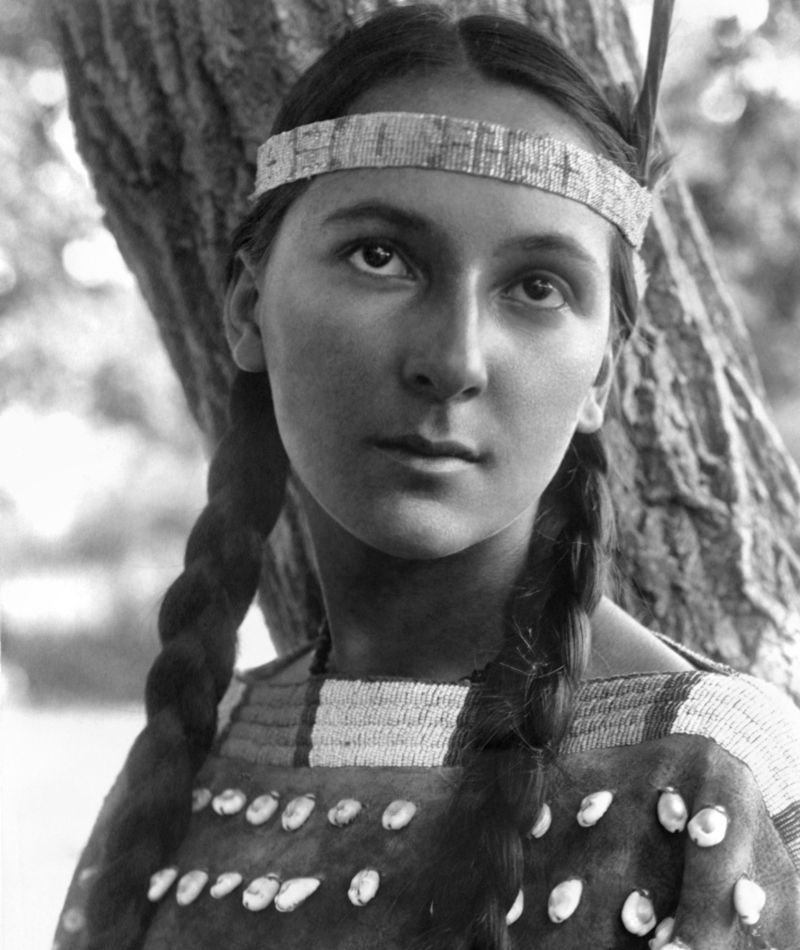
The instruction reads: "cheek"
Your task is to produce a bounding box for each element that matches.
[508,335,605,437]
[260,287,385,452]
[493,334,607,504]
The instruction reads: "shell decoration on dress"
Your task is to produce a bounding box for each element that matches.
[506,889,524,925]
[148,866,178,902]
[657,788,688,833]
[77,866,98,885]
[243,875,281,912]
[176,870,208,906]
[212,788,247,816]
[548,879,583,923]
[576,789,614,827]
[137,777,774,945]
[274,877,322,912]
[381,799,417,830]
[348,868,380,907]
[60,908,85,934]
[191,788,212,813]
[687,805,728,847]
[733,875,766,926]
[529,802,552,838]
[210,872,243,899]
[648,916,675,950]
[281,794,316,830]
[328,798,363,827]
[620,889,657,936]
[245,791,281,826]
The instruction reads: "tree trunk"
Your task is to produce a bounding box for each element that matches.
[51,0,800,700]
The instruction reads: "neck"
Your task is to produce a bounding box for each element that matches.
[302,497,534,681]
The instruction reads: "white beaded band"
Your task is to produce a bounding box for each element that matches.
[253,111,652,249]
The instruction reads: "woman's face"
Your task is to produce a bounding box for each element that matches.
[234,76,614,560]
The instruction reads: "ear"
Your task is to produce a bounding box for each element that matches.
[224,252,268,372]
[576,346,615,434]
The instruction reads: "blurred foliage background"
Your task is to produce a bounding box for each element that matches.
[1,0,800,699]
[0,0,209,704]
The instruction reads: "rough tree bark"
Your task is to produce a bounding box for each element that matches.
[51,0,800,700]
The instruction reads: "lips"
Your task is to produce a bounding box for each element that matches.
[375,434,480,462]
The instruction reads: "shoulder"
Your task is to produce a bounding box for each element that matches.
[574,661,800,762]
[570,656,800,870]
[560,668,800,944]
[553,684,800,945]
[584,598,800,782]
[587,597,696,677]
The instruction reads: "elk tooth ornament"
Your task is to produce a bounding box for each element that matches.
[328,799,363,827]
[210,872,243,898]
[148,867,178,902]
[212,788,247,816]
[733,875,766,925]
[176,870,208,906]
[382,799,417,830]
[529,803,552,838]
[191,788,212,813]
[577,790,614,827]
[548,879,583,923]
[274,877,321,912]
[621,889,657,936]
[282,794,316,830]
[78,866,98,885]
[657,788,688,833]
[348,868,380,907]
[649,917,675,950]
[246,792,280,826]
[506,889,524,925]
[60,907,85,933]
[687,805,728,847]
[243,875,281,912]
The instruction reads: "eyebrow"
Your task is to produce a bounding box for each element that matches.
[495,233,602,271]
[321,201,429,232]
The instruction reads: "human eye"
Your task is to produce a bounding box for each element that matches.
[505,275,569,310]
[346,241,412,279]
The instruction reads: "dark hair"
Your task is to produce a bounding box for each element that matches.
[83,6,648,948]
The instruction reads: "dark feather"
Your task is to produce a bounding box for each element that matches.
[634,0,676,184]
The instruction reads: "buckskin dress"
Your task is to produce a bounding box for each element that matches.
[54,637,800,950]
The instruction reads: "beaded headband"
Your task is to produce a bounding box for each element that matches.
[252,112,653,249]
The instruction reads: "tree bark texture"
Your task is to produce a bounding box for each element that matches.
[51,0,800,700]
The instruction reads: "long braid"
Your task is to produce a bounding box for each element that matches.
[83,371,287,950]
[422,430,612,950]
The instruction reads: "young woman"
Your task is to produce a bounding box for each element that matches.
[55,5,800,949]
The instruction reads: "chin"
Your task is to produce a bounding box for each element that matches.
[354,512,480,561]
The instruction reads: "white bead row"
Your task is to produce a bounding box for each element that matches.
[148,866,381,910]
[198,784,730,846]
[178,785,760,937]
[146,863,766,934]
[525,786,730,850]
[193,787,417,831]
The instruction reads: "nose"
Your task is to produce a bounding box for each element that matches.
[401,282,489,402]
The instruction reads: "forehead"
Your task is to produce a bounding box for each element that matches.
[271,74,614,261]
[349,71,598,153]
